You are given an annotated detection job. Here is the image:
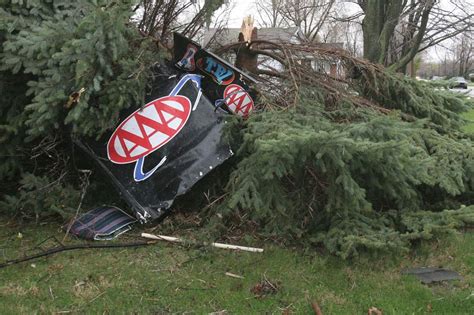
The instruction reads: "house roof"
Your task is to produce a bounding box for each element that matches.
[202,27,344,51]
[202,27,299,47]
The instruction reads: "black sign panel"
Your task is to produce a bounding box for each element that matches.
[76,69,233,222]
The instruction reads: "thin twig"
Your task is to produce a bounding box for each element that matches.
[0,241,156,269]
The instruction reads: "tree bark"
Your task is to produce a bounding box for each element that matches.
[360,0,385,62]
[359,0,436,72]
[360,0,405,64]
[388,0,434,72]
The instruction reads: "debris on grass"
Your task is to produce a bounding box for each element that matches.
[402,267,462,284]
[65,206,136,241]
[224,272,244,279]
[250,276,280,298]
[141,232,263,253]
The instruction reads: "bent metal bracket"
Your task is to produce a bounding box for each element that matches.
[75,33,256,223]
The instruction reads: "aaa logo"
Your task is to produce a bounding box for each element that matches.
[106,74,201,182]
[223,84,254,117]
[107,95,191,164]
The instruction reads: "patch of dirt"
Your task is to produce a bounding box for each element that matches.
[0,283,30,296]
[319,290,347,305]
[72,275,111,300]
[48,263,64,273]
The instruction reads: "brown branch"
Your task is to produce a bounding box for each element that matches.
[249,48,287,66]
[0,241,156,269]
[311,301,323,315]
[255,69,288,78]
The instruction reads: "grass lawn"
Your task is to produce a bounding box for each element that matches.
[462,107,474,134]
[1,219,473,314]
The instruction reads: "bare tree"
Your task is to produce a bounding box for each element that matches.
[280,0,337,42]
[255,0,288,28]
[452,34,473,76]
[414,32,473,78]
[135,0,227,46]
[355,0,474,72]
[323,1,363,56]
[253,0,337,42]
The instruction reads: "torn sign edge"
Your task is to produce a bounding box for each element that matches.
[73,140,234,224]
[73,138,156,222]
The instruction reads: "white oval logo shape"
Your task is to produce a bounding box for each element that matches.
[107,95,192,164]
[223,84,254,117]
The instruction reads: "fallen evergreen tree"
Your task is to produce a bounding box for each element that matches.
[0,1,473,257]
[205,41,474,257]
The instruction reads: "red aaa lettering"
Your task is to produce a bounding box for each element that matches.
[107,95,191,164]
[224,84,254,117]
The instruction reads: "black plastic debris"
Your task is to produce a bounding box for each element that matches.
[75,33,257,224]
[76,70,233,222]
[67,206,136,240]
[402,267,462,284]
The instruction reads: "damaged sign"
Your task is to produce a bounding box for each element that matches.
[75,33,256,223]
[174,32,257,117]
